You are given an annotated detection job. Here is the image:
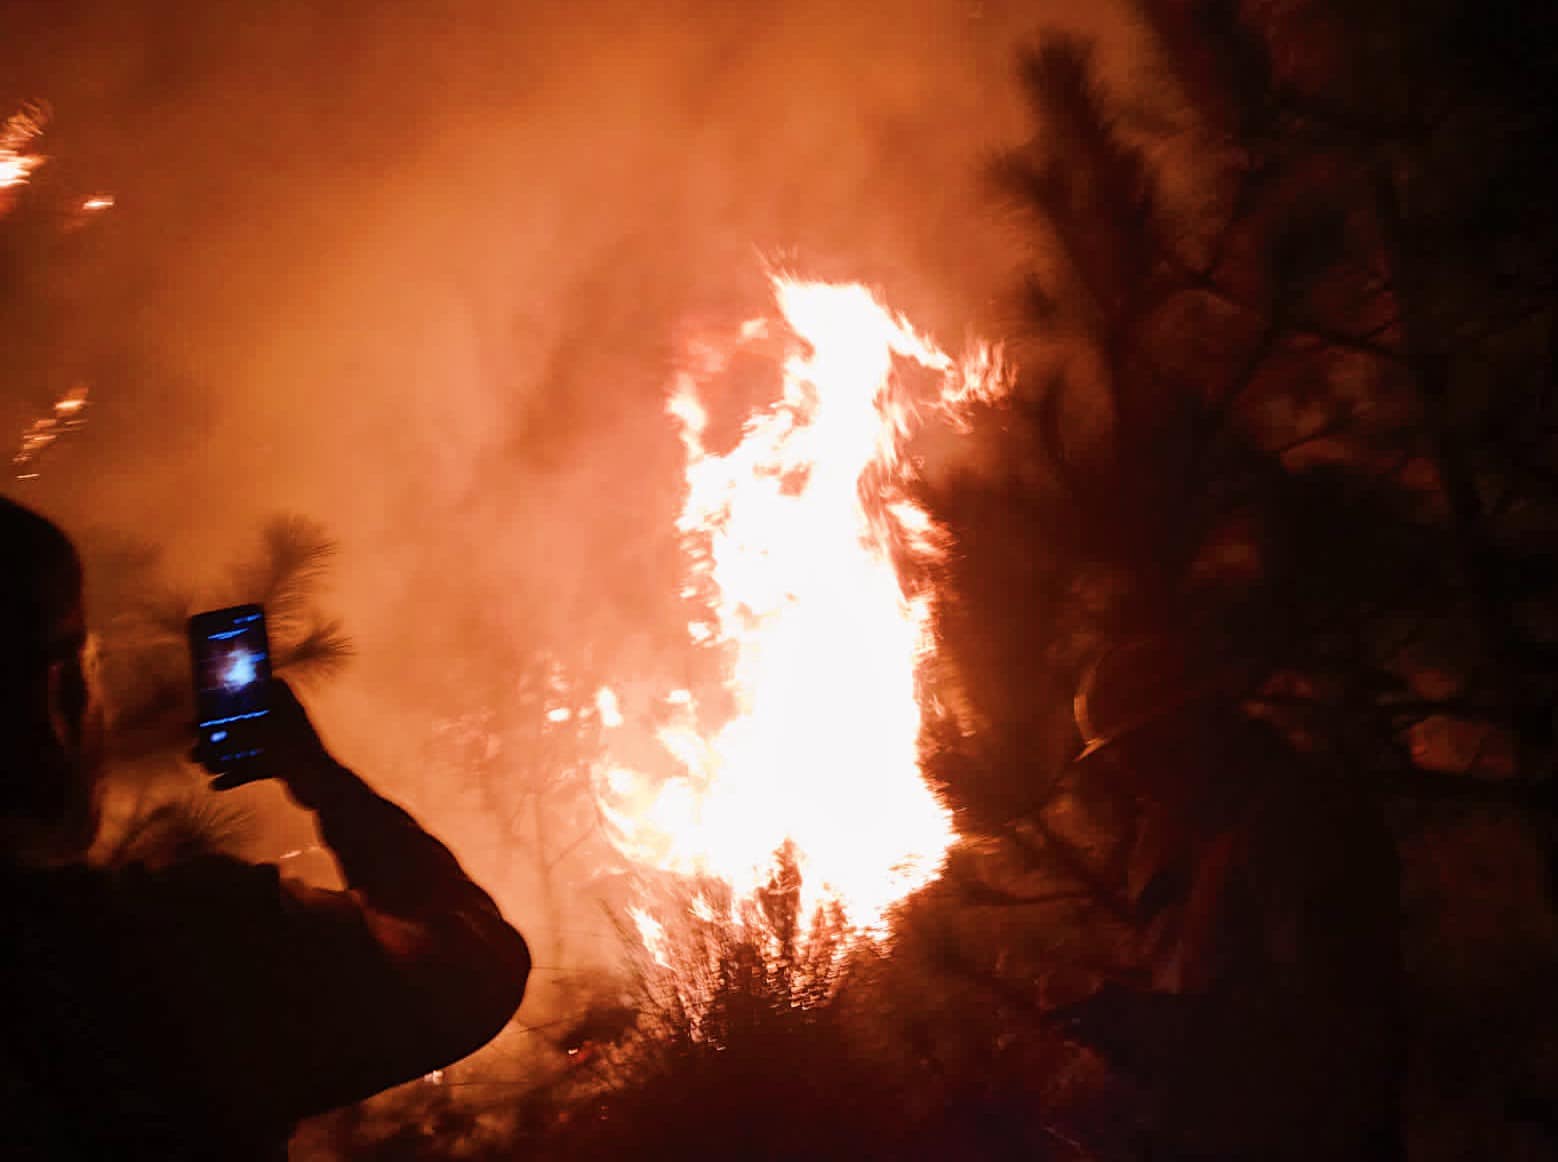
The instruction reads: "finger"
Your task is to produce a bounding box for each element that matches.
[265,678,315,739]
[190,739,226,775]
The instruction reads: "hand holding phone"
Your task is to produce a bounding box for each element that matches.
[206,679,344,804]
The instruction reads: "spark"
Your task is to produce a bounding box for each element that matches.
[13,385,89,480]
[0,102,48,196]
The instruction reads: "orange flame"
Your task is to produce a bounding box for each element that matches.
[593,275,1002,940]
[0,103,48,198]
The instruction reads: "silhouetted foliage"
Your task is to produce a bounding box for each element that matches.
[82,513,351,865]
[231,515,353,681]
[905,1,1558,1157]
[88,512,351,768]
[913,0,1558,895]
[100,793,254,868]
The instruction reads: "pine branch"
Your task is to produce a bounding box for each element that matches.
[951,881,1096,909]
[106,794,254,868]
[1002,38,1162,337]
[1191,311,1283,470]
[273,616,352,682]
[1033,374,1088,504]
[1168,252,1406,364]
[1138,0,1277,143]
[1007,817,1131,923]
[232,514,339,632]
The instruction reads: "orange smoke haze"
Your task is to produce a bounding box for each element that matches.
[0,0,1150,1002]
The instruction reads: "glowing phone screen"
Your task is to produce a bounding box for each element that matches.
[189,604,272,767]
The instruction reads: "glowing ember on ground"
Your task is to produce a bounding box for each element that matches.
[592,274,1000,940]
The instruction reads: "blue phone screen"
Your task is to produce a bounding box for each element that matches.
[191,605,272,766]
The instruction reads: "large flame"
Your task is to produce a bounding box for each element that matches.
[594,275,987,935]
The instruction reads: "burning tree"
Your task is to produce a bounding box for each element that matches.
[584,276,992,956]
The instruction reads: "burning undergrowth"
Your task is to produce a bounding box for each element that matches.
[566,271,1007,985]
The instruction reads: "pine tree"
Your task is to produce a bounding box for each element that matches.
[917,0,1558,899]
[908,1,1558,1154]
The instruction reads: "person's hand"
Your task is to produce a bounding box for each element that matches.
[198,679,343,804]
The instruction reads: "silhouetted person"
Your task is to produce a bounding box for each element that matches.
[0,497,530,1159]
[1054,637,1403,1161]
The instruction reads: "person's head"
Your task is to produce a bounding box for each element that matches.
[0,496,104,863]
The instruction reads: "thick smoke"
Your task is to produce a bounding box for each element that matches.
[1,0,1146,1048]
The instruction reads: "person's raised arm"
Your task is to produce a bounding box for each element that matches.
[197,681,530,1122]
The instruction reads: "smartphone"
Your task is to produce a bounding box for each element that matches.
[188,603,273,779]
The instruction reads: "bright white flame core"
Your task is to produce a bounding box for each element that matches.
[223,649,258,690]
[597,276,967,932]
[630,905,670,968]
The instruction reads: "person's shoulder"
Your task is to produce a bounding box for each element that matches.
[0,858,115,917]
[117,851,279,885]
[112,854,285,925]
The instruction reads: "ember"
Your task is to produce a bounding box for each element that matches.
[13,385,90,480]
